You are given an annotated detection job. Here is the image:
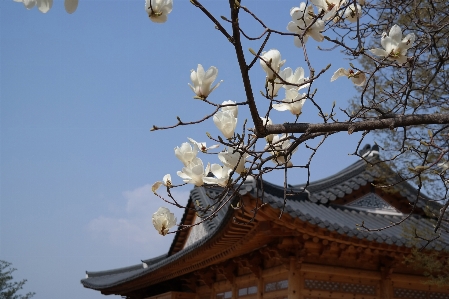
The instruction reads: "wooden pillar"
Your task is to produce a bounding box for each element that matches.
[379,259,394,299]
[380,277,393,299]
[232,282,237,299]
[257,275,263,299]
[288,257,303,299]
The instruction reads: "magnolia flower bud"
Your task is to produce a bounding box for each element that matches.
[221,100,238,118]
[152,207,176,236]
[213,110,237,139]
[260,49,286,80]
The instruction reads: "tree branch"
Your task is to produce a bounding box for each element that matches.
[265,113,449,135]
[228,0,265,136]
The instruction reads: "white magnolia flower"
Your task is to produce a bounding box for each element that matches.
[311,0,345,20]
[14,0,77,13]
[25,0,52,12]
[174,142,198,166]
[177,157,209,186]
[221,100,238,118]
[188,64,222,100]
[284,67,310,90]
[261,117,275,143]
[203,164,232,187]
[218,147,248,174]
[287,3,325,47]
[272,89,307,116]
[152,207,176,236]
[370,24,416,64]
[213,110,237,139]
[342,4,362,22]
[266,134,298,166]
[267,67,310,98]
[152,174,172,193]
[145,0,173,23]
[331,67,366,86]
[260,49,286,81]
[187,138,219,153]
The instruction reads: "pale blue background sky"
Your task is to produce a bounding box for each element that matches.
[1,1,371,298]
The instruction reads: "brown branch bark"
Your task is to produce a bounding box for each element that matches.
[228,0,265,135]
[265,113,449,135]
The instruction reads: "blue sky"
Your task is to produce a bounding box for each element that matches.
[1,1,372,298]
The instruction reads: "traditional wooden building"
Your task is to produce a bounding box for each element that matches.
[82,144,449,299]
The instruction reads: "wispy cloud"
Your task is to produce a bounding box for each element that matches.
[88,184,190,251]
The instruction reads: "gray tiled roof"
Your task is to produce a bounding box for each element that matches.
[263,191,448,250]
[291,146,431,208]
[81,146,446,291]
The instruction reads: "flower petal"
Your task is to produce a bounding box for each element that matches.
[310,0,325,10]
[152,181,163,193]
[389,24,402,43]
[272,103,289,111]
[209,163,223,178]
[370,48,388,57]
[350,71,366,86]
[293,36,306,48]
[395,55,408,64]
[160,0,172,14]
[201,66,218,96]
[400,33,416,50]
[331,68,348,81]
[37,0,52,13]
[22,0,36,9]
[150,14,168,23]
[221,100,238,118]
[64,0,78,13]
[287,21,302,33]
[196,64,205,85]
[308,27,324,42]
